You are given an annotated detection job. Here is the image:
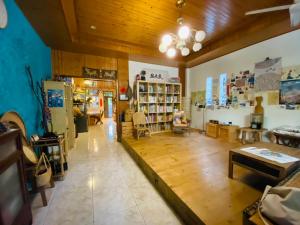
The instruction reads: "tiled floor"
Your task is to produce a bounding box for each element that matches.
[31,119,183,225]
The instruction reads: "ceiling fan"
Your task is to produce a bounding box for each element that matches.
[245,0,300,27]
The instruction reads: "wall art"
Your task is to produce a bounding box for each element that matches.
[254,57,282,91]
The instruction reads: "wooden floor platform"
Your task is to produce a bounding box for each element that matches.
[122,132,276,225]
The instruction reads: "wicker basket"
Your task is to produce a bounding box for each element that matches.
[35,153,52,187]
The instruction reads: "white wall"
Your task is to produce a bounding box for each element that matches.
[188,29,300,130]
[128,61,179,88]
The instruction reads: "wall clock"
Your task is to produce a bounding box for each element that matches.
[0,0,8,29]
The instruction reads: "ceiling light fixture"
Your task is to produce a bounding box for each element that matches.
[90,25,96,30]
[159,0,206,57]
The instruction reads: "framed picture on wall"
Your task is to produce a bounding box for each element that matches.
[279,79,300,104]
[119,94,129,101]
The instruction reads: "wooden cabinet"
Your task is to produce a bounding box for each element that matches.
[0,129,32,225]
[122,122,133,138]
[206,123,219,138]
[219,125,239,143]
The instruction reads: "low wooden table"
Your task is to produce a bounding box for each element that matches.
[229,142,300,181]
[240,127,267,144]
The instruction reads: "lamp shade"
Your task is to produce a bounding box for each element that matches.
[193,42,202,52]
[159,43,168,53]
[181,47,190,56]
[195,31,206,42]
[178,25,190,40]
[162,34,173,46]
[167,48,176,58]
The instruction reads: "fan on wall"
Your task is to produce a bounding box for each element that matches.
[245,0,300,27]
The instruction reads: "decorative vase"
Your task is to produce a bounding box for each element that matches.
[254,96,264,114]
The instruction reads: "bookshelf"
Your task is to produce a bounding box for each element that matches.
[137,80,182,133]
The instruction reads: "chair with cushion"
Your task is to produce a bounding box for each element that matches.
[132,112,151,140]
[172,111,190,134]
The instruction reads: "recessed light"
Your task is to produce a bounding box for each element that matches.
[90,25,96,30]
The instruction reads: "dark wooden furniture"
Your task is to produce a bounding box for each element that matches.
[229,142,300,181]
[240,127,267,144]
[0,129,32,225]
[243,168,300,225]
[31,135,66,180]
[272,131,300,148]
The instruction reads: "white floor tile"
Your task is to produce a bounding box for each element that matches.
[31,119,183,225]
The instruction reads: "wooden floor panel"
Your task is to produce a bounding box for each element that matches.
[122,133,275,225]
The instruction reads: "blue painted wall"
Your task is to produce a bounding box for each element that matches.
[0,0,51,137]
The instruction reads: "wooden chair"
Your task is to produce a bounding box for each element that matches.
[172,111,190,134]
[132,112,151,140]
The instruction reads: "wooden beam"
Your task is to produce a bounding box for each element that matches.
[178,66,186,97]
[60,0,78,42]
[185,14,299,68]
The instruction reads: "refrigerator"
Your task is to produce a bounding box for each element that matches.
[44,81,75,154]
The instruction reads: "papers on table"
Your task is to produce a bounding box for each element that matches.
[240,147,300,164]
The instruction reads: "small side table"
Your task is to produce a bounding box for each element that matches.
[240,127,267,144]
[31,135,66,180]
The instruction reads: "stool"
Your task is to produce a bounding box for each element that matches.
[240,127,267,144]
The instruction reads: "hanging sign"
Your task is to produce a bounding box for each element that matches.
[82,67,117,80]
[142,69,169,82]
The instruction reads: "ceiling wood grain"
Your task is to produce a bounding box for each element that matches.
[16,0,297,67]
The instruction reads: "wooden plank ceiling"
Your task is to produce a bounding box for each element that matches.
[16,0,298,67]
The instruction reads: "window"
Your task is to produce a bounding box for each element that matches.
[219,73,227,106]
[205,77,213,106]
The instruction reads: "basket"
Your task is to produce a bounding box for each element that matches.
[35,153,52,187]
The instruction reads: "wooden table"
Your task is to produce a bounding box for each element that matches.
[240,127,267,144]
[229,142,300,181]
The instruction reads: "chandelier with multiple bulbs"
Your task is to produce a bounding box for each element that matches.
[158,0,206,58]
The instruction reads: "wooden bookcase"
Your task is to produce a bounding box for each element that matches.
[137,80,182,133]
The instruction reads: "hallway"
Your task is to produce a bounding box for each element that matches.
[31,119,183,225]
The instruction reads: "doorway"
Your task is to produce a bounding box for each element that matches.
[104,92,113,118]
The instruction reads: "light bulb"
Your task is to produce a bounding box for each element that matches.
[159,43,167,53]
[195,30,206,42]
[193,42,202,52]
[181,47,190,56]
[162,34,172,46]
[178,25,190,40]
[167,48,176,58]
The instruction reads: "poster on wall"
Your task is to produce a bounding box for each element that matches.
[281,65,300,80]
[254,57,282,92]
[48,89,64,107]
[280,79,300,104]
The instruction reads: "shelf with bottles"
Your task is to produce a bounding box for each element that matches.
[148,94,157,103]
[174,84,181,94]
[148,83,157,93]
[157,104,166,113]
[146,114,156,123]
[157,83,165,94]
[173,95,179,103]
[147,123,169,133]
[166,96,173,103]
[166,114,173,122]
[166,105,173,113]
[139,82,148,92]
[139,93,148,103]
[165,84,173,94]
[157,94,165,103]
[138,104,148,113]
[149,104,157,113]
[157,114,165,123]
